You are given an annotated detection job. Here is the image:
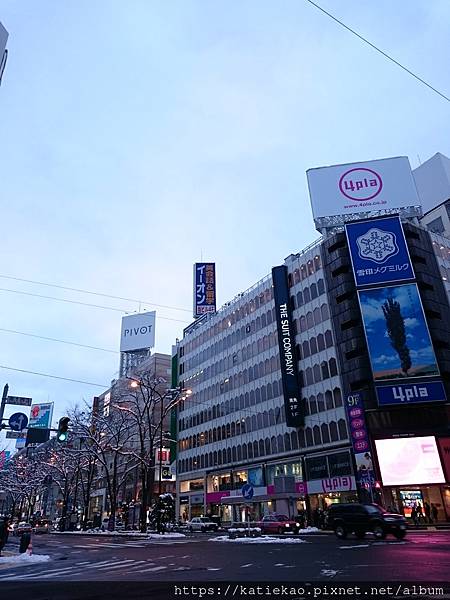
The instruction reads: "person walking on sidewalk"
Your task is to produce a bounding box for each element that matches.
[411,505,418,526]
[424,502,431,524]
[431,504,439,523]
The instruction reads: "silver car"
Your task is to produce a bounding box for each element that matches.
[187,517,218,532]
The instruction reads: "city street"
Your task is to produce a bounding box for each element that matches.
[0,530,449,582]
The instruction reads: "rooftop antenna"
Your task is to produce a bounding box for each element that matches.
[417,154,422,165]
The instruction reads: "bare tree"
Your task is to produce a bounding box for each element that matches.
[110,376,189,532]
[71,406,139,531]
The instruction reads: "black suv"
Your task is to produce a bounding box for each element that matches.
[326,503,407,540]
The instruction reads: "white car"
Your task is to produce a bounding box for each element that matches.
[187,517,219,532]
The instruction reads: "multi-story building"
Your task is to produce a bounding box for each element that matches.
[175,153,450,525]
[176,244,353,524]
[90,352,173,523]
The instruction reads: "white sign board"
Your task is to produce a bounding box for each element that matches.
[307,156,420,220]
[120,311,156,352]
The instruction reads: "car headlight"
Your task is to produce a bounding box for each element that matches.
[285,524,290,528]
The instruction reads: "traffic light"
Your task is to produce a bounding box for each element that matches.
[57,417,70,443]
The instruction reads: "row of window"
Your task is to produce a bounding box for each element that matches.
[294,303,330,334]
[291,279,326,309]
[297,330,333,359]
[299,357,338,387]
[179,353,282,417]
[304,387,343,414]
[179,376,282,429]
[181,310,277,374]
[181,286,274,354]
[179,419,348,474]
[288,255,322,287]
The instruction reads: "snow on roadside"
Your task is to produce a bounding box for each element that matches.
[53,530,185,538]
[210,536,308,544]
[0,553,50,564]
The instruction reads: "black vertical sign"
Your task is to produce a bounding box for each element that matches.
[272,266,303,427]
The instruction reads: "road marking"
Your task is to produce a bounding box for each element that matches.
[137,566,167,573]
[241,564,253,568]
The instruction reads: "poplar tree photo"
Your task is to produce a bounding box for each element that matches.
[382,297,412,376]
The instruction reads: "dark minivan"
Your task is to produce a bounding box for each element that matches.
[326,503,407,540]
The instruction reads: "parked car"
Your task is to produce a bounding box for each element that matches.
[33,519,52,534]
[326,503,407,540]
[13,522,32,537]
[256,514,301,534]
[187,517,219,532]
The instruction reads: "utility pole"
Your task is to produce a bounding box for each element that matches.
[0,383,9,424]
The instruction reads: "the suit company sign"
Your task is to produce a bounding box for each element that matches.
[272,266,303,427]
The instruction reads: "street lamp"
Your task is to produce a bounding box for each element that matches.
[158,386,191,496]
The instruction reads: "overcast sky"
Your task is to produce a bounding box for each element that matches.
[1,1,449,448]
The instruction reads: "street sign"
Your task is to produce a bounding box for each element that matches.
[6,431,26,439]
[8,412,29,432]
[6,396,32,407]
[241,483,254,500]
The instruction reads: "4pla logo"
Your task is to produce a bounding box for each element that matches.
[339,167,383,201]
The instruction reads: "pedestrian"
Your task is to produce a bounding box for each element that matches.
[431,504,438,523]
[416,503,424,524]
[424,502,431,523]
[411,505,418,526]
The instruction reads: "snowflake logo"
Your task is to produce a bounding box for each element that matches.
[356,228,399,264]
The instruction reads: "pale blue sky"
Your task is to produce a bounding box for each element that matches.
[1,1,450,447]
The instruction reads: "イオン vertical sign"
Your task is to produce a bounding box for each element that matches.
[272,266,303,427]
[193,263,216,318]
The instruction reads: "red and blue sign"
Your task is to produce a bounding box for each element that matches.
[376,380,447,406]
[346,216,415,287]
[193,263,216,318]
[345,393,370,454]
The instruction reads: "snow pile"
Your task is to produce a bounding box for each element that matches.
[210,536,308,544]
[147,533,186,539]
[0,553,50,564]
[321,569,338,577]
[297,527,320,534]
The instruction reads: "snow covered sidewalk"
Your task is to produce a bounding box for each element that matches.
[53,530,186,539]
[0,553,50,566]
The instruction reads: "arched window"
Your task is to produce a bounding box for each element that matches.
[321,423,330,444]
[263,411,269,428]
[298,429,306,448]
[259,439,265,456]
[261,385,267,402]
[330,421,338,442]
[257,413,263,430]
[325,390,334,409]
[291,430,299,450]
[338,419,348,440]
[243,444,248,460]
[302,340,310,358]
[297,291,303,307]
[284,432,291,451]
[250,442,256,459]
[271,436,277,454]
[304,287,311,303]
[313,307,321,325]
[318,279,325,295]
[310,397,317,414]
[306,311,314,329]
[232,447,237,462]
[200,455,204,469]
[310,283,318,299]
[305,427,313,446]
[314,255,321,271]
[231,422,236,437]
[269,408,275,426]
[300,316,307,332]
[333,387,343,407]
[321,361,330,380]
[317,333,325,351]
[317,392,325,412]
[321,303,329,320]
[265,438,271,456]
[313,364,321,383]
[255,387,261,404]
[272,380,279,397]
[249,389,255,406]
[310,337,318,355]
[267,383,273,400]
[329,357,338,377]
[313,425,321,446]
[251,415,257,431]
[306,367,314,386]
[237,445,242,461]
[294,269,300,284]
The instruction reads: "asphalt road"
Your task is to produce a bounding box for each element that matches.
[0,530,449,583]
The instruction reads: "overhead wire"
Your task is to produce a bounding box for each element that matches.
[304,0,450,103]
[0,274,192,313]
[0,287,190,323]
[0,365,108,388]
[0,327,118,354]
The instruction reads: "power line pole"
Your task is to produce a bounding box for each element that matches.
[0,383,9,424]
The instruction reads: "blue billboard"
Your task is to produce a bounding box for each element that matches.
[359,283,439,382]
[346,216,415,287]
[376,380,447,406]
[193,263,216,318]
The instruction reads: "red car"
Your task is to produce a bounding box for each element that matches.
[257,514,301,534]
